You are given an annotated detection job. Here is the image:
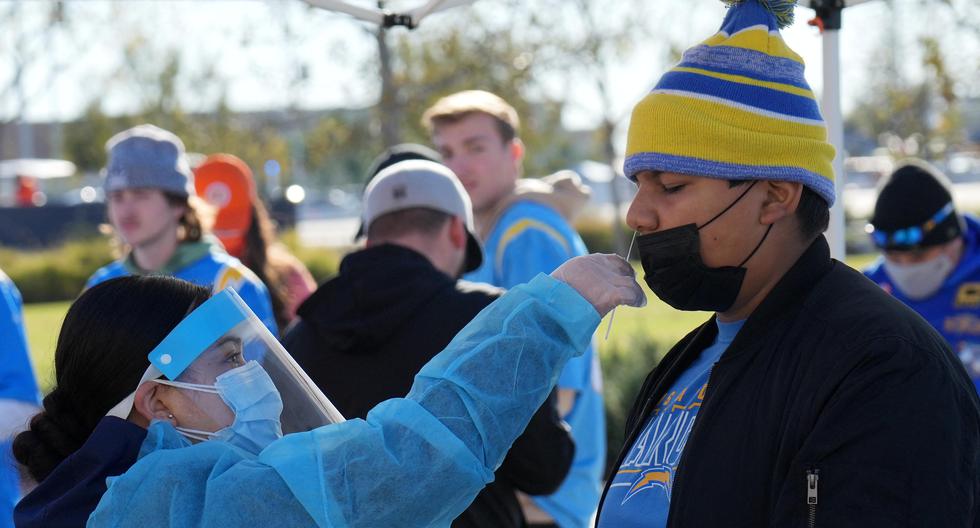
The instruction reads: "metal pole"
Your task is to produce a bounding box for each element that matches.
[822,27,846,260]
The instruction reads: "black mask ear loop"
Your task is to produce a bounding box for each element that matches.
[693,179,771,267]
[697,180,758,231]
[737,223,773,267]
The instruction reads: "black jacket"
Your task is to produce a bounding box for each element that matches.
[284,244,574,528]
[598,236,980,527]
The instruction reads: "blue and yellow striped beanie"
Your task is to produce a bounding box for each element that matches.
[624,0,837,205]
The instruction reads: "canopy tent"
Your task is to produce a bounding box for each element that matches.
[302,0,477,29]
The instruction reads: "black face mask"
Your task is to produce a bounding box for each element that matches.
[636,181,772,312]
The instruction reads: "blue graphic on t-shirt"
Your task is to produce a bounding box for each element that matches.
[597,318,744,528]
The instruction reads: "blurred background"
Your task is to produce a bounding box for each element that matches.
[1,0,978,466]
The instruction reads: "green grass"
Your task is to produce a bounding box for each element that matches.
[21,253,881,396]
[23,301,70,394]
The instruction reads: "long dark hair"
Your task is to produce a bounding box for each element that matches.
[12,276,211,483]
[240,201,289,332]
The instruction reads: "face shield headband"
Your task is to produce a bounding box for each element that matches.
[106,288,343,450]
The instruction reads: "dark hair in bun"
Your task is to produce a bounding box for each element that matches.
[13,275,210,482]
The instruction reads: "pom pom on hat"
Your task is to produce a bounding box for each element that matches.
[722,0,798,29]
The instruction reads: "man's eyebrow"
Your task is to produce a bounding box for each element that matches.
[462,135,492,147]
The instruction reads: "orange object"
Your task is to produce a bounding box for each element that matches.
[194,154,257,257]
[807,15,825,34]
[15,175,37,207]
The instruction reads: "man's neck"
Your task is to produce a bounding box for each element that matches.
[131,234,180,272]
[717,236,810,323]
[474,191,517,241]
[366,237,458,279]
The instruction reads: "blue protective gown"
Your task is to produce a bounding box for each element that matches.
[464,200,604,528]
[87,274,599,528]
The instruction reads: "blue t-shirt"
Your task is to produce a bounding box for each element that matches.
[464,200,601,527]
[1,271,40,528]
[865,214,980,394]
[598,318,744,528]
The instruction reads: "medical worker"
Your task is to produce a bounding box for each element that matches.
[85,125,277,336]
[14,252,642,527]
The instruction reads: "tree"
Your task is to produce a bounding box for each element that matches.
[385,7,576,179]
[62,51,292,195]
[304,111,377,186]
[532,0,667,253]
[845,35,965,159]
[0,1,104,158]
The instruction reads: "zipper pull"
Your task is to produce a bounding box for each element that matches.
[806,469,819,505]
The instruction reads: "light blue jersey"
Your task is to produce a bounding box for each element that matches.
[88,274,599,528]
[464,200,602,528]
[0,271,40,528]
[85,243,278,338]
[598,318,743,528]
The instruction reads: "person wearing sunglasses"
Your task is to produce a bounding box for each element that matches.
[865,159,980,392]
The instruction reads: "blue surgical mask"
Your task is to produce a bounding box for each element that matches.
[155,360,284,454]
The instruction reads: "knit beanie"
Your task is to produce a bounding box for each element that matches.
[624,0,836,205]
[104,124,195,198]
[869,159,962,250]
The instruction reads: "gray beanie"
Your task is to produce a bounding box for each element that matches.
[104,124,195,197]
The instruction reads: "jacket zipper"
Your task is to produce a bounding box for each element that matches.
[806,468,819,528]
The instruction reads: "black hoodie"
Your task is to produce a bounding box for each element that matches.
[284,244,574,528]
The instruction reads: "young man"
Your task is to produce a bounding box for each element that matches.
[424,91,601,528]
[864,159,980,393]
[598,0,980,526]
[284,158,574,527]
[0,270,39,527]
[85,125,277,337]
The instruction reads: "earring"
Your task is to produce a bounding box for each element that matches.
[167,414,174,420]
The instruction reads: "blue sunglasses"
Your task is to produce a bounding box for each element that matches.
[868,202,955,248]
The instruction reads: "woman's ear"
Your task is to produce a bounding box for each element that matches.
[133,381,175,425]
[759,180,803,225]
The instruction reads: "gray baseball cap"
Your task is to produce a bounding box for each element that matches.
[363,159,483,273]
[104,124,195,198]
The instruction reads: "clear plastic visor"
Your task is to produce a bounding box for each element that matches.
[107,288,343,436]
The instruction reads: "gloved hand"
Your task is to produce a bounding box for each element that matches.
[550,254,646,316]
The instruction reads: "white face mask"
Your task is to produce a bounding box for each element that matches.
[883,253,955,300]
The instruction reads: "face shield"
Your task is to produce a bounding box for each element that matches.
[108,288,343,452]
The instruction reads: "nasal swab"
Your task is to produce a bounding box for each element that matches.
[604,231,638,341]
